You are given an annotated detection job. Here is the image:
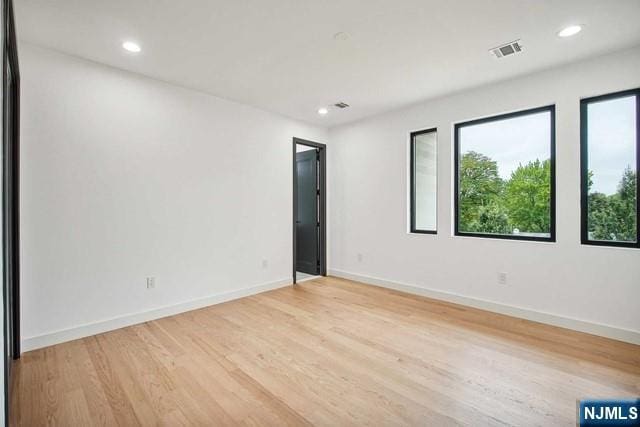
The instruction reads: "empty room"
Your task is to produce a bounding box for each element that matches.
[1,0,639,425]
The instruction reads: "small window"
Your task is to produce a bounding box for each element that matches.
[581,89,639,248]
[410,128,437,233]
[454,106,556,241]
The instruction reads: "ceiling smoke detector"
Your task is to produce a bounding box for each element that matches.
[489,40,523,59]
[334,102,350,109]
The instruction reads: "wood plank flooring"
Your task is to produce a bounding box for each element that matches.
[10,276,640,426]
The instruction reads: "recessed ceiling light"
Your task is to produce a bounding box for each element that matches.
[318,108,329,115]
[122,41,141,53]
[557,25,582,38]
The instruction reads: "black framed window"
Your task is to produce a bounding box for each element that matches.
[454,106,556,241]
[410,128,437,233]
[580,89,639,248]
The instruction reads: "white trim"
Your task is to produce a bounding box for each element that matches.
[22,278,292,352]
[329,269,640,345]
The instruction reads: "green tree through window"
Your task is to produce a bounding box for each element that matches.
[459,154,551,235]
[458,151,504,230]
[587,167,637,242]
[455,106,554,240]
[582,90,638,247]
[505,159,551,233]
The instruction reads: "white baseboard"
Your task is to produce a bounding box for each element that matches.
[23,272,639,351]
[329,269,640,345]
[22,278,293,352]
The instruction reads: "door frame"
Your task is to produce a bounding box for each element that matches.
[292,137,326,284]
[2,0,20,421]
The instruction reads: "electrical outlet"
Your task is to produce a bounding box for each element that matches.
[261,259,269,269]
[498,272,507,285]
[146,277,156,289]
[357,253,363,262]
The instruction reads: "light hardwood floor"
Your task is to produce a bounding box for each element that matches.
[10,276,640,426]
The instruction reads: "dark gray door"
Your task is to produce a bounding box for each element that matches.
[296,150,319,275]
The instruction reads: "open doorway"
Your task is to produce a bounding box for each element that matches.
[292,138,326,284]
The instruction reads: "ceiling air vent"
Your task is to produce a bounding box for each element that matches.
[334,102,350,109]
[490,40,523,59]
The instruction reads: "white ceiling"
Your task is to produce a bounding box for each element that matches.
[15,0,640,127]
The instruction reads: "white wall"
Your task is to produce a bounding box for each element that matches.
[19,41,640,349]
[329,46,640,339]
[20,44,327,348]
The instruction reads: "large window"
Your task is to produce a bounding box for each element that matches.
[454,106,555,241]
[581,89,639,248]
[410,128,437,233]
